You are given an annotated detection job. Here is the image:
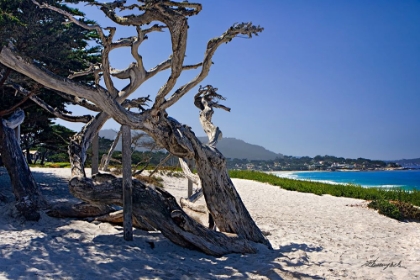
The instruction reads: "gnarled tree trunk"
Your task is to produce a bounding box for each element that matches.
[0,109,45,220]
[65,112,271,254]
[69,176,265,256]
[0,0,270,255]
[141,109,271,248]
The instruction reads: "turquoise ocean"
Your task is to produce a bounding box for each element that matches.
[273,170,420,190]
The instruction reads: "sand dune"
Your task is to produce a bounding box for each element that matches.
[0,167,419,279]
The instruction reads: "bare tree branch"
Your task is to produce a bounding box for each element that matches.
[6,83,92,123]
[91,0,202,112]
[68,63,102,86]
[0,91,34,117]
[161,23,263,111]
[179,157,200,186]
[30,95,92,123]
[100,127,122,171]
[91,0,202,26]
[0,47,146,129]
[121,95,151,111]
[32,0,119,96]
[55,92,102,112]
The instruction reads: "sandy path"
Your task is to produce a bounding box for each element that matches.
[0,167,419,279]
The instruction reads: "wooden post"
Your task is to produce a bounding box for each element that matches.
[122,124,133,241]
[187,159,193,197]
[91,133,99,175]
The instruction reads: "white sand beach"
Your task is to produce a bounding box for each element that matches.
[0,167,419,279]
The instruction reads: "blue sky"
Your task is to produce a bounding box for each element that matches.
[60,0,420,160]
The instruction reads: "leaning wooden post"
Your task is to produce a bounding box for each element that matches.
[91,133,99,175]
[122,124,133,241]
[187,159,193,197]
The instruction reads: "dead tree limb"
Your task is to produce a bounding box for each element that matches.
[100,127,122,171]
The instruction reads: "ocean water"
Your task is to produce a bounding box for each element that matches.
[273,170,420,190]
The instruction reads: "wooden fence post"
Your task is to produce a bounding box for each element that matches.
[187,159,193,197]
[91,133,99,175]
[122,124,133,241]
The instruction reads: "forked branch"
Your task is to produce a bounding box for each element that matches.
[7,83,93,123]
[160,22,263,111]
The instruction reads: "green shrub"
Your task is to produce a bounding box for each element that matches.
[368,199,401,220]
[32,162,71,168]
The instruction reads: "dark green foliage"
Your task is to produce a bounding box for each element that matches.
[368,199,401,220]
[1,0,100,163]
[36,124,75,164]
[85,137,114,165]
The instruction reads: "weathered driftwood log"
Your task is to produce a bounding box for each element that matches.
[69,177,265,256]
[46,202,115,218]
[46,201,155,231]
[93,210,155,231]
[0,109,45,221]
[179,197,212,228]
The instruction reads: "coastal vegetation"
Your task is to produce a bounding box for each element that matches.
[227,155,400,171]
[229,170,420,221]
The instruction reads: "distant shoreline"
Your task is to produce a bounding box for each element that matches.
[271,169,420,190]
[268,167,419,172]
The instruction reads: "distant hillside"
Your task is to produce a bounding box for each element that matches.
[390,158,420,168]
[198,137,282,160]
[99,129,282,160]
[99,129,119,141]
[99,129,156,152]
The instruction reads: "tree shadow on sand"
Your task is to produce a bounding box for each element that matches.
[0,222,325,279]
[0,169,325,279]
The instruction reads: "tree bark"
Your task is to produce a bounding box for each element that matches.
[69,177,264,256]
[46,202,115,218]
[121,124,133,241]
[93,210,155,231]
[137,115,272,249]
[91,133,99,175]
[0,109,45,220]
